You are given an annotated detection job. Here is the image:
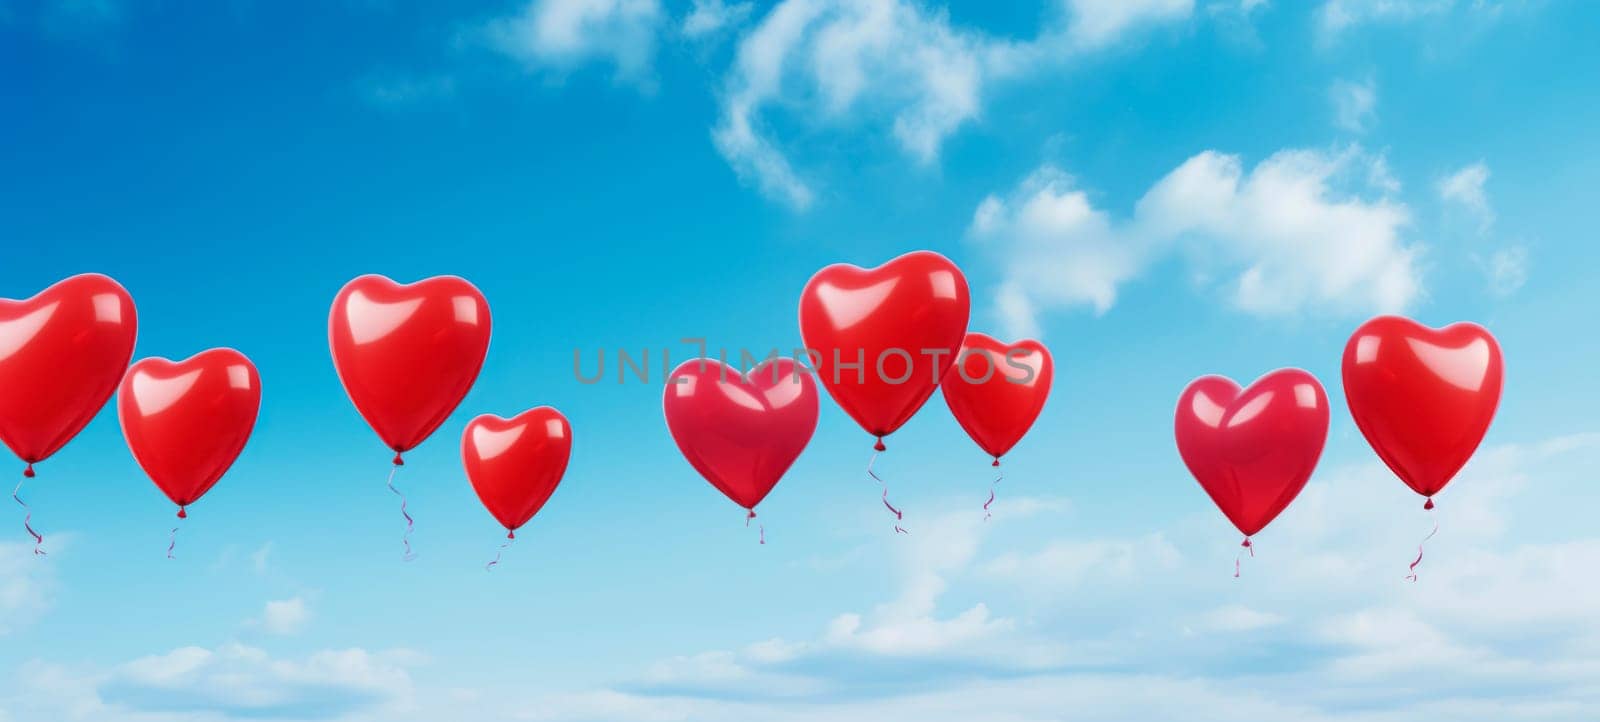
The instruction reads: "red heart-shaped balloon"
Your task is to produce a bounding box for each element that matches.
[663,358,818,511]
[798,251,969,446]
[329,275,491,459]
[118,349,261,515]
[462,407,572,536]
[1342,315,1503,503]
[941,333,1053,462]
[0,273,138,469]
[1175,369,1329,538]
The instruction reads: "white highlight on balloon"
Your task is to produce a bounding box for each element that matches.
[133,368,203,416]
[1228,391,1274,428]
[1294,383,1319,409]
[473,423,527,461]
[814,278,899,331]
[93,293,123,323]
[0,302,59,363]
[453,295,480,325]
[346,292,424,345]
[1408,336,1491,391]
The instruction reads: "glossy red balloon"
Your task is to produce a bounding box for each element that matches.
[663,358,818,511]
[1175,369,1329,537]
[798,251,969,445]
[941,333,1053,462]
[329,275,491,458]
[1342,315,1503,502]
[118,349,261,515]
[0,273,138,468]
[462,407,572,536]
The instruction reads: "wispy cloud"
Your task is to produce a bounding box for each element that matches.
[1438,160,1493,229]
[485,0,666,86]
[254,597,311,636]
[682,0,753,39]
[500,434,1600,722]
[20,644,422,721]
[1317,0,1515,42]
[1330,76,1378,132]
[711,0,1195,209]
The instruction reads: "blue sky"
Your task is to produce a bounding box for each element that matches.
[2,0,1599,720]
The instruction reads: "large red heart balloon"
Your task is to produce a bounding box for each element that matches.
[1342,315,1503,504]
[118,349,261,516]
[798,251,969,447]
[941,333,1053,462]
[0,273,138,471]
[329,275,491,460]
[1175,369,1329,538]
[663,358,818,512]
[462,407,572,537]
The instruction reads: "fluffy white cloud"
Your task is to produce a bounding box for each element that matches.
[486,0,665,83]
[972,146,1419,336]
[1330,76,1377,132]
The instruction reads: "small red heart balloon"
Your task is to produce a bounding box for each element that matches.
[1342,315,1503,503]
[0,273,138,469]
[118,349,261,515]
[462,407,572,536]
[663,358,818,511]
[1175,369,1329,537]
[941,333,1053,462]
[798,251,969,446]
[329,275,491,459]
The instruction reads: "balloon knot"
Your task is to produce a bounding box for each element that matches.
[1423,498,1434,511]
[392,452,405,466]
[1241,538,1252,548]
[177,506,187,519]
[22,464,34,479]
[507,530,515,540]
[991,458,1001,467]
[873,438,886,452]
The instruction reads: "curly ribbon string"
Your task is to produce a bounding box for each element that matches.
[746,509,765,545]
[1405,499,1438,582]
[167,507,185,560]
[865,444,906,534]
[1234,537,1253,578]
[386,458,416,562]
[14,465,44,557]
[983,458,1003,522]
[485,530,515,571]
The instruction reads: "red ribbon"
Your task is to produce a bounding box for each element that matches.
[1405,512,1439,583]
[13,467,44,556]
[866,450,906,534]
[1234,537,1253,578]
[485,533,515,571]
[746,508,766,545]
[983,460,1003,522]
[386,462,416,562]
